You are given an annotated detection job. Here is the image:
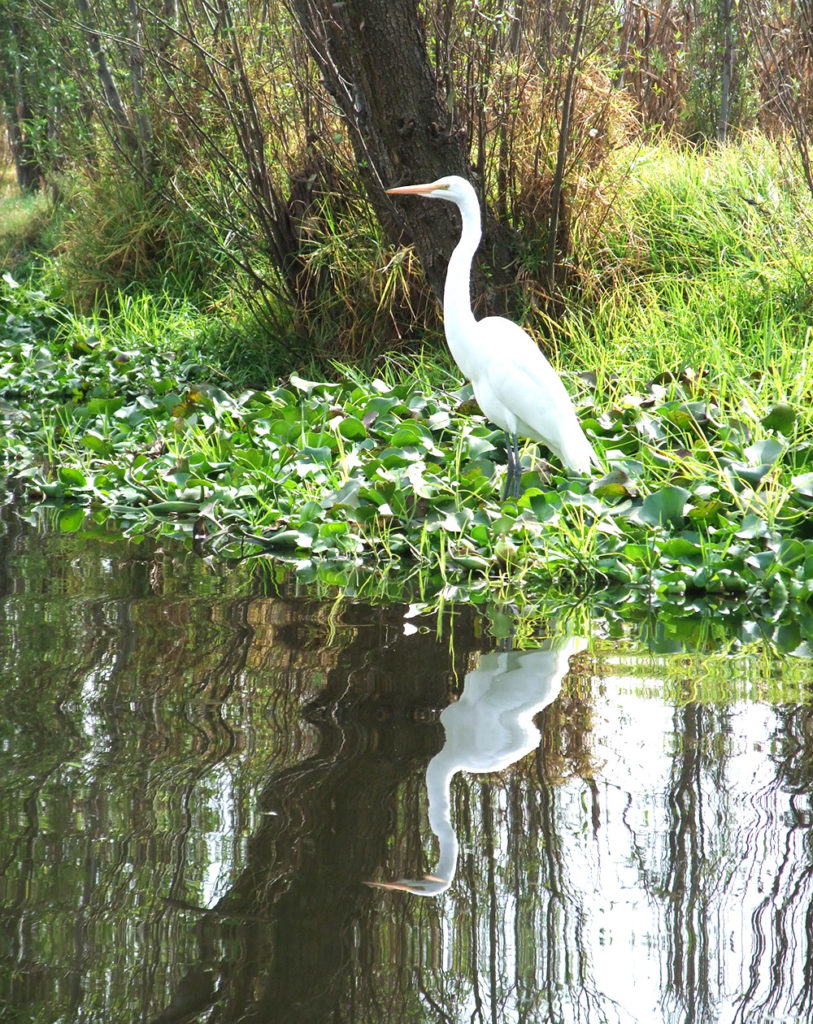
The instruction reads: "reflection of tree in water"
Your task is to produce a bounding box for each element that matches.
[11,514,812,1024]
[653,695,813,1024]
[153,600,474,1024]
[732,702,813,1024]
[531,707,609,1024]
[659,702,722,1024]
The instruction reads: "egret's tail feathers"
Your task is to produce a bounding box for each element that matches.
[559,427,599,476]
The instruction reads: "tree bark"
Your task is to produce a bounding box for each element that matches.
[74,0,139,156]
[6,101,42,191]
[717,0,735,142]
[287,0,516,313]
[544,0,589,293]
[0,5,45,191]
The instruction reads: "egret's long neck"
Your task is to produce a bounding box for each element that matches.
[443,193,481,371]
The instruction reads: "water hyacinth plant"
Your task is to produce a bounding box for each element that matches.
[2,272,813,650]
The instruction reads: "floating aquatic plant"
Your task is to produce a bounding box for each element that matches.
[2,276,813,647]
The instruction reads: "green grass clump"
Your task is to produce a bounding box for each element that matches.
[0,164,51,272]
[562,135,813,406]
[593,135,809,279]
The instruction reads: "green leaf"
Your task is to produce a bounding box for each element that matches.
[58,466,87,488]
[86,396,125,416]
[687,498,723,523]
[592,467,637,500]
[299,500,323,522]
[289,374,332,395]
[80,433,112,455]
[440,510,471,533]
[338,416,367,440]
[58,507,85,532]
[322,478,363,508]
[777,538,805,566]
[390,424,430,448]
[761,402,797,435]
[791,472,813,507]
[145,500,200,514]
[263,524,318,548]
[450,553,491,571]
[640,486,689,527]
[744,437,783,466]
[661,537,703,561]
[623,543,652,564]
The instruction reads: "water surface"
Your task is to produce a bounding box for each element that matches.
[1,508,811,1023]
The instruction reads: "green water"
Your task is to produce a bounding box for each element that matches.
[0,506,811,1024]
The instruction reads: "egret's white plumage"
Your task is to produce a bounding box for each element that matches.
[386,174,598,497]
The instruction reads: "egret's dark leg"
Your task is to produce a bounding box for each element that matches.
[501,432,514,500]
[502,432,521,500]
[510,433,521,498]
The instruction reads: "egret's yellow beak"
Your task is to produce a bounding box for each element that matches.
[386,181,447,195]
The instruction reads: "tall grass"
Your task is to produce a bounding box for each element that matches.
[561,134,813,408]
[0,163,51,273]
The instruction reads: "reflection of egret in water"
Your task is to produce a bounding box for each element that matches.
[370,635,586,896]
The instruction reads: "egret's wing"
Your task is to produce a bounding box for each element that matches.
[473,317,596,473]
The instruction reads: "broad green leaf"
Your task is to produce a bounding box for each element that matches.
[744,437,783,466]
[390,424,430,448]
[761,402,797,435]
[58,507,85,532]
[661,537,702,560]
[80,433,112,455]
[58,466,87,488]
[791,472,813,506]
[623,542,653,564]
[338,416,367,440]
[440,510,471,533]
[86,396,125,416]
[687,498,723,522]
[289,374,332,395]
[145,500,200,514]
[323,478,363,508]
[299,500,323,522]
[640,486,689,527]
[450,554,491,571]
[592,467,637,500]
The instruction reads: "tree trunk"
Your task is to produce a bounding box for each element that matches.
[717,0,735,142]
[287,0,516,313]
[74,0,139,157]
[544,0,589,294]
[5,101,42,192]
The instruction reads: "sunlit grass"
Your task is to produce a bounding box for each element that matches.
[564,135,813,405]
[0,163,51,271]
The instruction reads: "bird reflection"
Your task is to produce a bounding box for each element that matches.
[370,634,585,896]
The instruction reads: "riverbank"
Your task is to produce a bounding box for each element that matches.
[2,137,813,643]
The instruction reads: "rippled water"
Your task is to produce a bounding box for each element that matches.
[1,507,811,1024]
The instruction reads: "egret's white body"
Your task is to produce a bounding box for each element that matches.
[386,175,598,497]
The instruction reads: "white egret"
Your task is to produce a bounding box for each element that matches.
[386,175,598,498]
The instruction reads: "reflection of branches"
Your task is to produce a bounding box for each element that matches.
[661,703,715,1023]
[153,606,468,1024]
[535,728,611,1024]
[732,705,813,1024]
